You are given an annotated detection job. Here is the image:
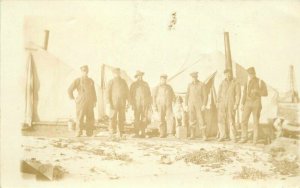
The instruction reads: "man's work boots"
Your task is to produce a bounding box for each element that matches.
[218,137,226,142]
[117,132,123,138]
[159,126,167,138]
[140,134,146,138]
[199,126,207,141]
[189,128,195,140]
[86,129,93,137]
[140,130,146,138]
[159,134,167,138]
[76,130,83,137]
[239,139,247,144]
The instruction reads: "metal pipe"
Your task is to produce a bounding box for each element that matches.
[44,30,50,50]
[224,32,232,70]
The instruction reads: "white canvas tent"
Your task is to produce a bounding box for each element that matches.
[167,50,279,137]
[169,50,279,125]
[167,51,225,137]
[24,48,79,125]
[168,51,226,94]
[23,45,279,131]
[23,48,134,126]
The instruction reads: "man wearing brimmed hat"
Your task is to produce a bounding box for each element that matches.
[217,68,241,142]
[68,65,97,137]
[153,74,175,138]
[185,71,208,140]
[129,70,152,138]
[107,67,129,137]
[239,66,268,144]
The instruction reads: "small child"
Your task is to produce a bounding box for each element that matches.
[174,96,185,127]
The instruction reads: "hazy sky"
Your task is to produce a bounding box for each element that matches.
[5,1,300,92]
[20,1,300,92]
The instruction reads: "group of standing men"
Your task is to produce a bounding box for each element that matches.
[216,67,268,144]
[106,68,210,140]
[107,69,175,138]
[68,65,268,144]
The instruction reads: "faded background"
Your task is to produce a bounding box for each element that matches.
[22,2,300,91]
[1,1,300,187]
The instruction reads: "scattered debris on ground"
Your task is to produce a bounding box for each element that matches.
[89,167,120,179]
[21,136,300,183]
[91,148,105,156]
[269,147,286,157]
[234,166,267,180]
[49,138,133,162]
[266,140,299,176]
[107,135,126,142]
[90,167,97,173]
[159,155,172,165]
[272,159,299,176]
[180,148,236,167]
[104,151,133,162]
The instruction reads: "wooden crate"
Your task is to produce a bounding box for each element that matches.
[176,126,187,139]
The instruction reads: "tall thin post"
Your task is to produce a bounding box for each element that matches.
[289,65,299,103]
[44,30,50,50]
[224,32,233,71]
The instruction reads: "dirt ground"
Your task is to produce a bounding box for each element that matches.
[21,125,300,187]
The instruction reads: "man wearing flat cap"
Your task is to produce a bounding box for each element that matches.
[106,68,129,137]
[153,74,175,138]
[129,71,152,138]
[217,69,241,142]
[68,65,97,137]
[185,72,208,140]
[240,67,268,144]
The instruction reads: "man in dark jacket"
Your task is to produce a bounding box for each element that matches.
[185,72,208,140]
[107,68,129,137]
[129,71,152,138]
[153,74,175,138]
[239,67,268,144]
[68,65,97,137]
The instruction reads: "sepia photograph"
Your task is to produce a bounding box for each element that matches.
[1,1,300,187]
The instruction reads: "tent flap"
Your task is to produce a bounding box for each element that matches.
[26,49,78,122]
[24,53,34,126]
